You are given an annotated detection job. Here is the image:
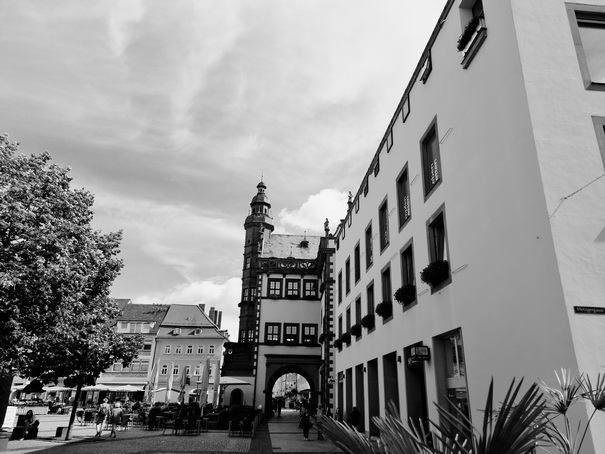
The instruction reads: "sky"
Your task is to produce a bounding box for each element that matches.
[0,0,446,340]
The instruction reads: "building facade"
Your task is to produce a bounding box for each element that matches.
[330,0,605,451]
[222,182,335,411]
[97,301,169,390]
[150,304,228,404]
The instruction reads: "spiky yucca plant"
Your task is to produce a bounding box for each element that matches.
[540,369,605,454]
[315,378,547,454]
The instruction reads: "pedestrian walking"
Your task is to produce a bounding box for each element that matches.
[347,406,360,431]
[316,403,324,440]
[109,401,123,438]
[299,407,312,441]
[95,398,110,437]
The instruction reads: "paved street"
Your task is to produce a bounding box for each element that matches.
[2,409,343,454]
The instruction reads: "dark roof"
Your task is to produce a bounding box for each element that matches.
[161,304,218,328]
[263,234,321,260]
[117,303,170,322]
[112,298,132,311]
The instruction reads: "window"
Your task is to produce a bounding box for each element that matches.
[284,324,299,345]
[303,280,318,298]
[194,365,201,376]
[420,51,432,83]
[302,324,317,344]
[243,288,249,302]
[140,360,149,372]
[365,224,373,269]
[143,341,152,351]
[164,345,171,354]
[355,297,362,325]
[112,363,123,372]
[458,0,487,68]
[268,278,282,297]
[244,256,250,269]
[247,329,254,343]
[186,345,193,355]
[251,288,257,300]
[345,258,351,295]
[285,279,300,298]
[338,315,343,338]
[175,345,182,355]
[364,179,369,197]
[173,365,179,375]
[381,266,392,303]
[387,130,393,151]
[397,166,411,228]
[379,199,389,251]
[354,243,361,283]
[568,5,605,90]
[401,96,410,123]
[266,323,281,343]
[345,307,351,344]
[338,271,343,304]
[185,365,191,375]
[593,116,605,165]
[426,206,451,291]
[161,364,168,375]
[421,120,442,197]
[428,209,447,263]
[197,345,204,355]
[374,158,380,176]
[209,345,215,354]
[401,242,416,306]
[367,282,375,316]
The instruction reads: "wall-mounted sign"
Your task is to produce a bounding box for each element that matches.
[407,345,430,365]
[574,306,605,315]
[328,376,335,384]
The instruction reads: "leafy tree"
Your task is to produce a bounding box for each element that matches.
[0,134,142,439]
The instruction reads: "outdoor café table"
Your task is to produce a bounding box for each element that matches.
[155,415,166,430]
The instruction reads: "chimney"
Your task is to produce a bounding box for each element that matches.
[216,311,222,328]
[209,307,215,324]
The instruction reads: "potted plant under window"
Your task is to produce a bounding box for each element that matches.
[318,333,326,344]
[375,301,393,318]
[420,260,450,287]
[457,12,484,51]
[341,332,352,344]
[350,323,362,337]
[361,314,375,330]
[394,284,416,306]
[333,339,343,349]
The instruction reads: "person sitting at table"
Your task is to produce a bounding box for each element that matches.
[147,403,163,429]
[21,410,39,440]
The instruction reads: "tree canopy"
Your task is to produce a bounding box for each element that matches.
[0,132,141,390]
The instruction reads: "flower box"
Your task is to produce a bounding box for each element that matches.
[361,314,375,330]
[318,333,326,344]
[375,301,393,318]
[350,324,362,337]
[333,339,343,349]
[341,332,351,344]
[420,260,450,287]
[394,284,416,306]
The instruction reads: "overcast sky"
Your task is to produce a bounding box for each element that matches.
[1,0,445,340]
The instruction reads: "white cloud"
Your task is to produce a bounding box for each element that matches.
[277,189,349,235]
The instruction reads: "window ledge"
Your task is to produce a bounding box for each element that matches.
[461,27,487,69]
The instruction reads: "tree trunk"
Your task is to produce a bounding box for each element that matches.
[65,379,82,441]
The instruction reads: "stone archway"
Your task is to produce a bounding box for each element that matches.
[263,354,321,413]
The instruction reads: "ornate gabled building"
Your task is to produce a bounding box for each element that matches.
[222,181,336,412]
[150,304,228,404]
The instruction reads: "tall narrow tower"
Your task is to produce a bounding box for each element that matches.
[238,180,274,343]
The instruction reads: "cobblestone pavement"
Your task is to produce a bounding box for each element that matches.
[2,409,343,454]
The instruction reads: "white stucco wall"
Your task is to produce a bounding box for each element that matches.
[332,0,601,446]
[511,1,605,448]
